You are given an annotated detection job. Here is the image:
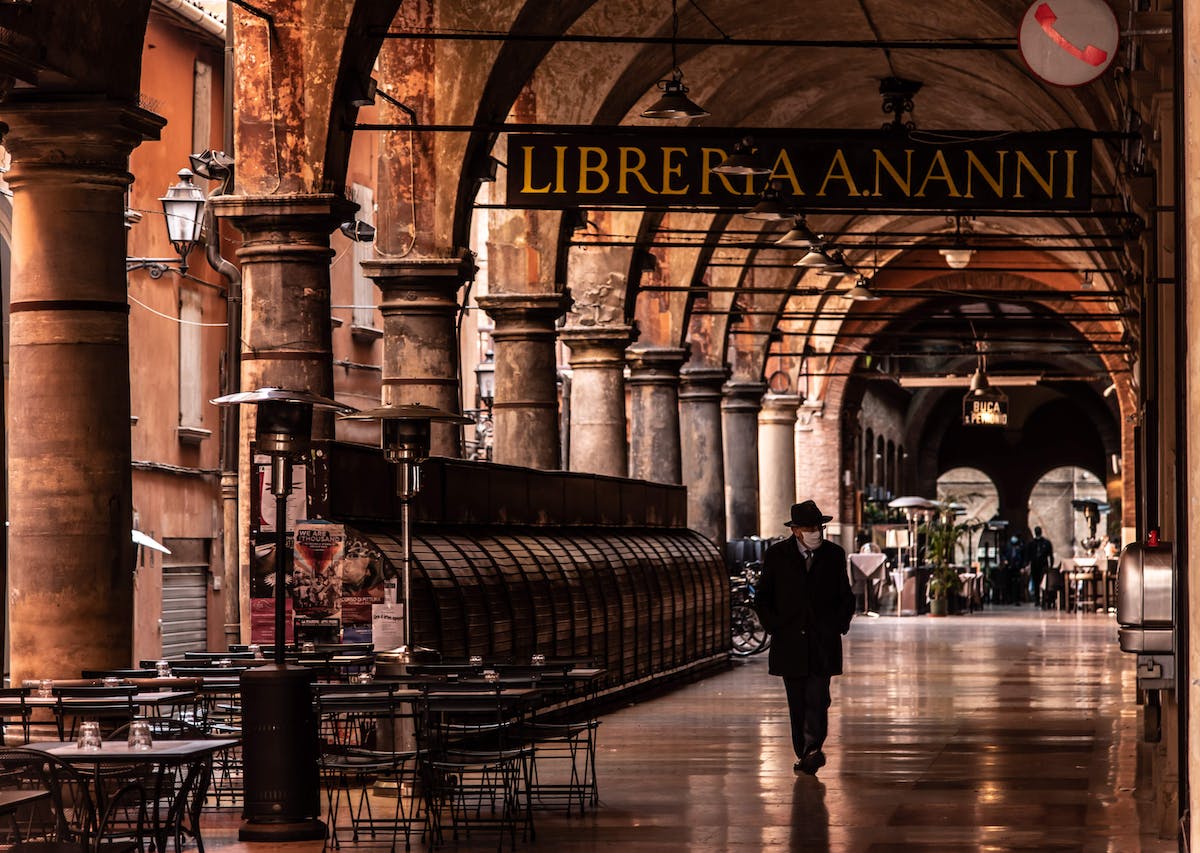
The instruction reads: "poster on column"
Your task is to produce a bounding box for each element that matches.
[371,577,404,649]
[249,596,294,645]
[292,522,345,619]
[339,536,388,643]
[249,532,295,642]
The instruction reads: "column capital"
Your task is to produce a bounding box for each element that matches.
[722,381,767,413]
[561,325,636,368]
[797,398,826,429]
[2,96,165,180]
[626,346,690,385]
[366,254,475,319]
[476,292,572,317]
[361,253,477,290]
[209,193,358,233]
[679,365,731,403]
[476,293,571,343]
[759,393,801,425]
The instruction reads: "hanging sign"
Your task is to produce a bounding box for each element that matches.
[1019,0,1120,87]
[506,129,1093,211]
[962,388,1010,426]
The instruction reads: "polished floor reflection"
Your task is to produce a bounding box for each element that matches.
[202,607,1172,851]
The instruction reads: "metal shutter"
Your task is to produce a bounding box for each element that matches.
[161,539,209,657]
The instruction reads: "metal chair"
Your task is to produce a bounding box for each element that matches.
[50,688,137,742]
[316,686,425,852]
[0,687,33,744]
[0,745,147,853]
[106,721,214,853]
[415,685,534,851]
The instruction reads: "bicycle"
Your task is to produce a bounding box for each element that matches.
[731,562,771,657]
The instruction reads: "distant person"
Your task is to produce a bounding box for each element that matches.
[1025,526,1054,607]
[1000,535,1025,604]
[755,500,855,776]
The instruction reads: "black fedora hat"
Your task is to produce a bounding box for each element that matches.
[784,500,832,528]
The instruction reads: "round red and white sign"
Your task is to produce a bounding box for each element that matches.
[1018,0,1120,87]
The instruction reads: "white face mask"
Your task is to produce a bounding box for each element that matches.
[798,530,823,550]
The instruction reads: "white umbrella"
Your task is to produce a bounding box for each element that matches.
[888,496,937,509]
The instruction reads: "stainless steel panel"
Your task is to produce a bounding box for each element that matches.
[1118,626,1173,654]
[1116,543,1174,628]
[1142,547,1174,624]
[1116,546,1143,625]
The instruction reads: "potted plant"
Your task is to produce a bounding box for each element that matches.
[922,506,967,616]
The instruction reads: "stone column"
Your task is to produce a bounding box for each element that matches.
[679,366,729,544]
[212,195,355,426]
[560,326,633,476]
[758,394,800,537]
[476,293,569,469]
[363,256,474,458]
[3,99,164,682]
[723,381,766,541]
[627,347,689,484]
[211,194,354,633]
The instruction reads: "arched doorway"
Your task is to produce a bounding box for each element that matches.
[936,466,999,566]
[1028,466,1109,561]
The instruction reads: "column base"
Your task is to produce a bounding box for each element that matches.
[238,818,327,842]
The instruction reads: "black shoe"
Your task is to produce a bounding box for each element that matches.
[798,750,826,775]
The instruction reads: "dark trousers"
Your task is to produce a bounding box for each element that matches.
[783,675,832,759]
[1031,566,1045,605]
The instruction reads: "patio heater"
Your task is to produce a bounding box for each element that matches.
[211,387,354,842]
[887,496,937,616]
[339,403,472,669]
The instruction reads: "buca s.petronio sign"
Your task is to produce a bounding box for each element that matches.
[505,129,1092,212]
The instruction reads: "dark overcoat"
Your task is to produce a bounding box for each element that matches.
[755,537,855,678]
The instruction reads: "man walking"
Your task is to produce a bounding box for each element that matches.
[755,500,856,775]
[1025,526,1054,607]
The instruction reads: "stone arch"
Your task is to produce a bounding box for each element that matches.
[1027,465,1108,558]
[937,465,1000,564]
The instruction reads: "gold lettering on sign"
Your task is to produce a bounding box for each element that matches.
[661,147,689,194]
[617,147,654,195]
[1064,149,1076,199]
[964,151,1005,200]
[768,149,805,197]
[700,148,754,196]
[1014,151,1055,199]
[521,145,567,194]
[817,150,859,197]
[578,147,610,194]
[915,150,961,198]
[872,149,913,197]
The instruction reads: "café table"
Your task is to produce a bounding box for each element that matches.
[0,788,50,843]
[24,738,237,853]
[0,690,196,713]
[849,553,888,614]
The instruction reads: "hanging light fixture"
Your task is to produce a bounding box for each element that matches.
[939,215,975,270]
[816,251,854,278]
[775,217,820,248]
[712,136,770,176]
[840,277,880,301]
[743,180,790,220]
[962,355,1008,426]
[641,0,709,119]
[794,247,832,268]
